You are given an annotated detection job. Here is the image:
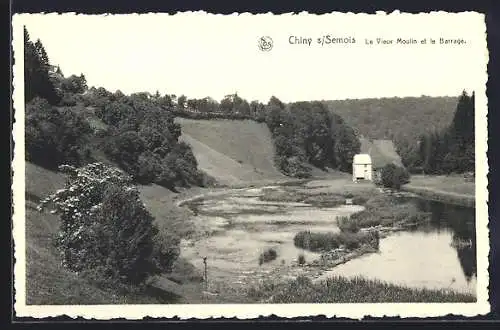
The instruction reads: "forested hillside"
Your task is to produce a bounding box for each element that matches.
[322,95,475,175]
[406,91,475,174]
[24,27,208,190]
[323,96,459,143]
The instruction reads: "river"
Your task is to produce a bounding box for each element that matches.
[180,185,476,295]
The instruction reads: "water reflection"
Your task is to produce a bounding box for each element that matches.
[410,198,477,282]
[318,197,477,293]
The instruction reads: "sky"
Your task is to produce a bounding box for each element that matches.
[14,12,487,103]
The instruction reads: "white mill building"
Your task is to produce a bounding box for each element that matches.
[352,153,373,182]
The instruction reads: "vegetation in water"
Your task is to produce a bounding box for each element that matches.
[336,216,360,233]
[248,275,475,303]
[297,253,306,265]
[293,230,379,252]
[340,195,432,230]
[259,248,278,265]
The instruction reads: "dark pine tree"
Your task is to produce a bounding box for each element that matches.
[24,27,61,104]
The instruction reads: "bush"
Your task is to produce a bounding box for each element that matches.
[380,163,410,190]
[59,92,78,106]
[136,151,163,184]
[274,155,311,178]
[259,248,278,265]
[151,230,181,274]
[25,98,92,169]
[38,163,180,285]
[352,196,368,205]
[95,94,205,189]
[104,130,146,177]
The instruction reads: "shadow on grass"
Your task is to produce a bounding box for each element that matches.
[144,285,183,304]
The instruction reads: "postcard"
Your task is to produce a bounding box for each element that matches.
[12,11,489,319]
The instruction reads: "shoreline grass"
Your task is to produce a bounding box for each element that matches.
[248,275,476,303]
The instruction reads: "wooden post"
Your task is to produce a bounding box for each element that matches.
[203,256,208,291]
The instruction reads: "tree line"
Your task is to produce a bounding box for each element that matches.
[396,91,475,174]
[24,26,208,190]
[264,97,360,177]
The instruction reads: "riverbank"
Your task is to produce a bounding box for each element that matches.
[247,275,476,303]
[402,175,475,207]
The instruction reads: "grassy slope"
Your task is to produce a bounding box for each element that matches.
[73,106,344,183]
[177,118,342,185]
[25,162,212,304]
[177,118,285,185]
[359,137,403,168]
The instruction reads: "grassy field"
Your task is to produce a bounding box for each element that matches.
[402,175,475,207]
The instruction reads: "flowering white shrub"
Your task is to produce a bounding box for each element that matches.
[38,162,179,284]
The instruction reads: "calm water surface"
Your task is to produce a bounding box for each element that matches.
[182,186,477,294]
[318,198,477,294]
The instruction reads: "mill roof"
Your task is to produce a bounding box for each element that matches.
[353,153,372,164]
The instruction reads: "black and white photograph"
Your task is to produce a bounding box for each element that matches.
[12,12,489,319]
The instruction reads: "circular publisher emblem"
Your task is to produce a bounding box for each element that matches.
[258,36,273,51]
